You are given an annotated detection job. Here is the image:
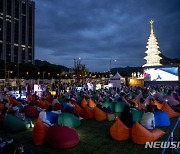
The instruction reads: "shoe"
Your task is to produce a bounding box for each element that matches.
[79,117,84,120]
[6,139,13,144]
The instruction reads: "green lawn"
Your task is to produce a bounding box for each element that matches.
[0,118,179,154]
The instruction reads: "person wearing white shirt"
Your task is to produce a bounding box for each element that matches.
[141,106,155,130]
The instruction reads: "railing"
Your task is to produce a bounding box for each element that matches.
[162,118,180,154]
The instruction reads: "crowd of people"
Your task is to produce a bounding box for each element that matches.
[0,81,179,153]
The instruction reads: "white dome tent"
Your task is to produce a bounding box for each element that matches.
[109,72,125,88]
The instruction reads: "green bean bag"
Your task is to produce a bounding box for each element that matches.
[114,101,127,113]
[130,109,143,122]
[102,101,114,112]
[57,98,66,105]
[4,114,30,132]
[58,113,81,128]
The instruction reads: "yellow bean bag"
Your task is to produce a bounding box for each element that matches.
[162,102,180,118]
[94,107,107,121]
[110,119,131,141]
[131,122,165,144]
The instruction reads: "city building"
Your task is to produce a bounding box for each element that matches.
[0,0,35,64]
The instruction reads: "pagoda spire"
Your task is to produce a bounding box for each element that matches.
[150,20,154,34]
[143,20,162,67]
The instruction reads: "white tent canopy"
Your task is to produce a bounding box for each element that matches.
[109,72,125,88]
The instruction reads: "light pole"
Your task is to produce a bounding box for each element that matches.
[109,59,116,73]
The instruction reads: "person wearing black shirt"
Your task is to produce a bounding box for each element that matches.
[120,106,134,128]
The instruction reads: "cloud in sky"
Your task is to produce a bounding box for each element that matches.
[35,0,180,72]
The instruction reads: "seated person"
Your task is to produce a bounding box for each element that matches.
[141,105,155,130]
[120,106,133,128]
[14,109,33,127]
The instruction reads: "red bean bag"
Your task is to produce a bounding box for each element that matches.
[74,103,84,117]
[89,99,96,108]
[32,118,48,145]
[38,99,50,109]
[81,98,88,108]
[110,119,131,141]
[53,103,62,111]
[83,106,95,119]
[94,107,107,121]
[162,102,180,118]
[46,125,79,149]
[8,96,21,106]
[131,122,165,144]
[23,105,39,117]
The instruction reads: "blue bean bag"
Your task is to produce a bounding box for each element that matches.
[154,111,170,127]
[46,112,59,124]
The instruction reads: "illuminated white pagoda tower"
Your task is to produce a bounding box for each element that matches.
[143,20,162,67]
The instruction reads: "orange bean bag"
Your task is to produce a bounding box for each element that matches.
[131,122,165,144]
[162,102,180,118]
[154,100,163,110]
[89,99,96,108]
[32,118,48,145]
[94,107,107,121]
[83,106,95,119]
[81,98,88,108]
[74,103,84,117]
[110,119,131,141]
[132,99,143,110]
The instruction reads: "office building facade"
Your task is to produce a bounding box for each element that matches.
[0,0,35,64]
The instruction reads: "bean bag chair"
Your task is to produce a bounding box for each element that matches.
[32,118,48,145]
[0,103,4,111]
[77,95,83,104]
[74,103,84,117]
[130,109,143,122]
[154,100,163,110]
[132,99,143,110]
[46,125,79,149]
[53,103,62,111]
[81,98,88,108]
[131,122,165,144]
[46,112,58,124]
[154,111,170,127]
[23,105,39,117]
[114,101,127,113]
[89,99,96,108]
[102,101,114,112]
[57,98,66,105]
[38,99,50,109]
[162,102,180,118]
[8,96,21,106]
[58,112,81,128]
[83,106,95,119]
[94,107,107,121]
[110,119,131,141]
[4,114,30,132]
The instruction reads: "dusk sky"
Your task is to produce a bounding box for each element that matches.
[35,0,180,72]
